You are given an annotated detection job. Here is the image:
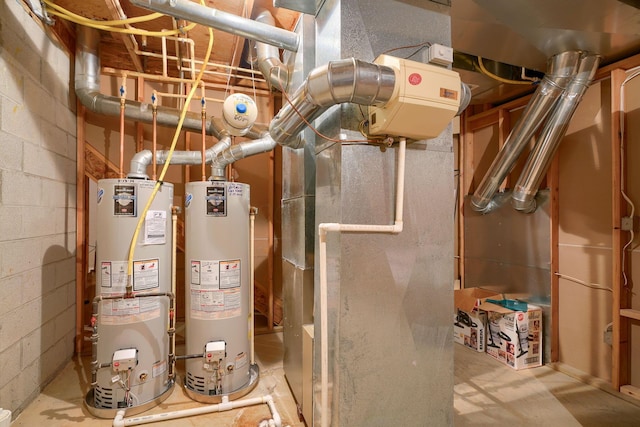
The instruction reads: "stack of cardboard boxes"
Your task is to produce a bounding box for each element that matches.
[454,287,543,370]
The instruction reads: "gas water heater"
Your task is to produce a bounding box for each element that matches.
[86,178,174,416]
[184,180,258,402]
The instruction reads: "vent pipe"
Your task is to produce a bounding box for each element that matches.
[75,26,225,136]
[511,52,600,212]
[210,132,276,180]
[128,135,232,179]
[269,58,397,148]
[252,10,290,92]
[470,51,582,213]
[129,0,299,52]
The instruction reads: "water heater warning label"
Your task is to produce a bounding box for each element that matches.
[133,259,160,291]
[113,185,136,216]
[190,258,242,319]
[190,289,241,320]
[190,259,240,289]
[101,261,127,289]
[206,184,226,216]
[220,260,240,289]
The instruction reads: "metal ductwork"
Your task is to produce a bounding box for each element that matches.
[252,10,290,92]
[269,58,397,148]
[210,133,276,180]
[511,52,600,212]
[201,58,397,177]
[470,51,583,213]
[127,135,232,179]
[129,0,299,52]
[75,26,226,136]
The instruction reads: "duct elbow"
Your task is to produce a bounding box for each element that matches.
[512,199,537,214]
[253,9,290,92]
[511,187,538,213]
[457,82,472,116]
[127,150,152,179]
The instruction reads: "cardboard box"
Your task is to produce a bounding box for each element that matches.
[481,299,543,370]
[453,310,487,352]
[453,288,501,352]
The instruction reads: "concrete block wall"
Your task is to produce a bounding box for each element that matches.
[0,0,76,416]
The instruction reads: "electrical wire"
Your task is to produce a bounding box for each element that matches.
[618,65,640,289]
[126,3,215,282]
[43,0,164,26]
[555,273,612,293]
[477,56,534,86]
[381,41,432,58]
[43,0,196,37]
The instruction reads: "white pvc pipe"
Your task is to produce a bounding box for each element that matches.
[250,208,257,365]
[317,138,406,427]
[112,394,282,427]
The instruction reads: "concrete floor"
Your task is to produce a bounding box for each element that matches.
[10,331,640,426]
[454,346,640,426]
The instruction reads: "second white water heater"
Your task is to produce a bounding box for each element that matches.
[184,181,258,402]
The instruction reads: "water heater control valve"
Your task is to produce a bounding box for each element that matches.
[112,348,138,372]
[205,341,226,363]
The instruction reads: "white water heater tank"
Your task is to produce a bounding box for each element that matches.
[86,178,174,417]
[184,181,258,402]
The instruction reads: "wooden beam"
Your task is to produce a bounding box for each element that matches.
[549,154,560,362]
[620,309,640,321]
[103,0,144,72]
[498,108,511,191]
[255,280,283,325]
[611,67,630,390]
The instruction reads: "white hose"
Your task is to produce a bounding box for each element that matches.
[317,138,406,427]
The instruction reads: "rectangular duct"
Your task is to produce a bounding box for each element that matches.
[312,0,454,425]
[274,0,327,15]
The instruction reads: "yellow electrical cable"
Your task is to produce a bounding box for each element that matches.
[42,0,164,26]
[125,7,215,283]
[46,9,196,37]
[477,56,533,86]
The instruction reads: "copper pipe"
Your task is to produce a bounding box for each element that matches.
[119,97,125,178]
[119,74,127,178]
[201,115,207,181]
[201,83,207,181]
[152,91,158,180]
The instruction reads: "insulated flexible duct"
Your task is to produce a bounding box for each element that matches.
[129,0,299,52]
[269,58,397,148]
[511,52,600,212]
[470,51,582,213]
